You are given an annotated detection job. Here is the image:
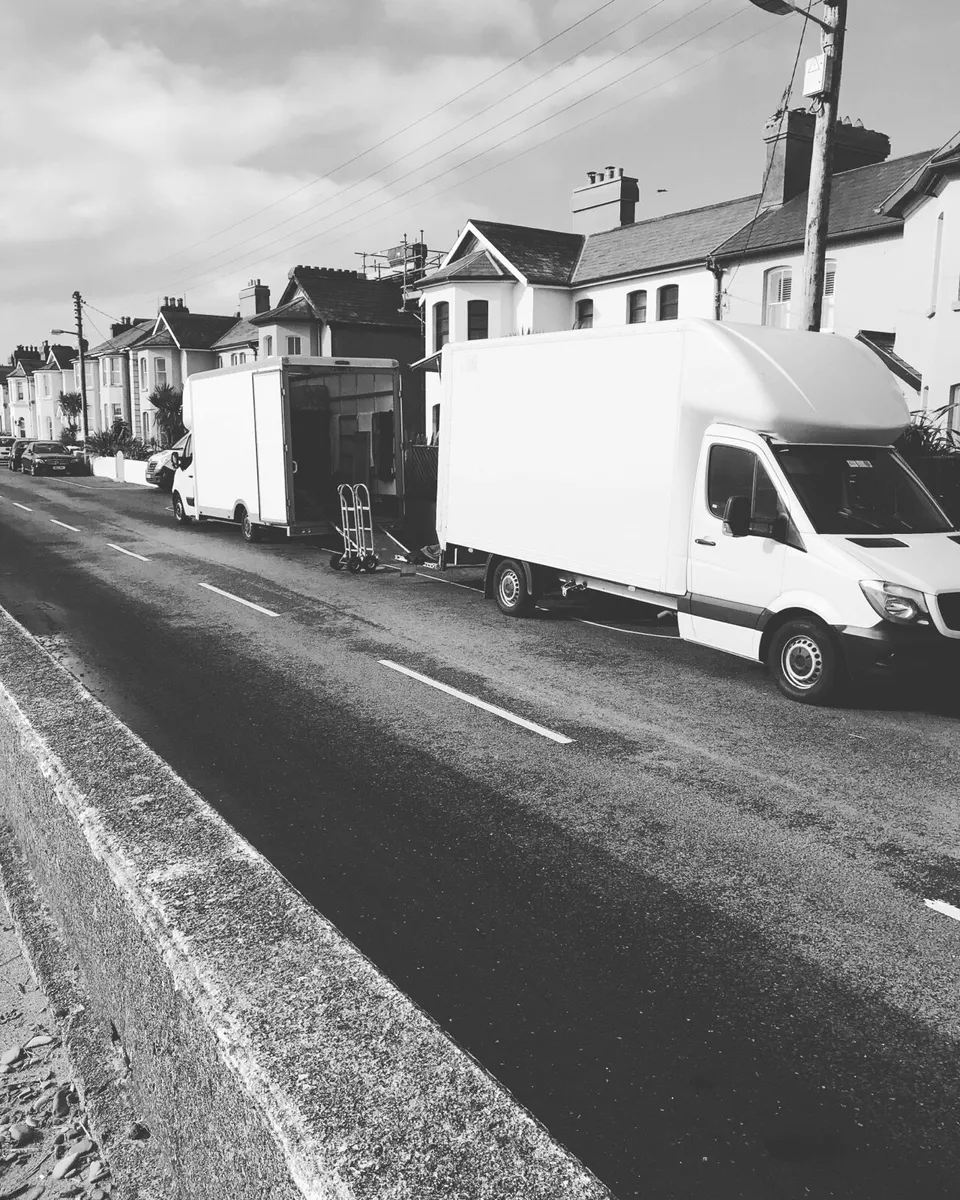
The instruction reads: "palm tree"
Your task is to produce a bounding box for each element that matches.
[58,391,83,440]
[147,384,185,446]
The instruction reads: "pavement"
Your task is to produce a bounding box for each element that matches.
[0,831,167,1200]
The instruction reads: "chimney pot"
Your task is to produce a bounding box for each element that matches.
[606,166,615,180]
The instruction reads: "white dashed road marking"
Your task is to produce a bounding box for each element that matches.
[379,659,573,745]
[108,543,150,563]
[50,519,81,532]
[12,502,32,512]
[925,899,960,922]
[197,582,279,617]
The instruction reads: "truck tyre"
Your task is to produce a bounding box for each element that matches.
[238,507,262,543]
[494,559,534,617]
[769,618,840,705]
[172,493,190,526]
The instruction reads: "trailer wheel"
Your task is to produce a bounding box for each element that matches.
[363,554,378,573]
[494,559,534,617]
[329,554,345,571]
[769,618,840,705]
[172,493,190,526]
[238,507,262,543]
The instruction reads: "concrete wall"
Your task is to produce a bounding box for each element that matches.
[0,608,612,1200]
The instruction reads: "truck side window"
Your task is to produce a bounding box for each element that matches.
[180,435,192,469]
[707,445,755,516]
[708,446,784,528]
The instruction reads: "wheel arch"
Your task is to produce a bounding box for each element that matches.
[483,555,540,601]
[759,606,838,665]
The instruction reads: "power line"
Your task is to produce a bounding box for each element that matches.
[721,4,811,301]
[154,0,624,268]
[82,300,122,325]
[171,0,677,283]
[178,0,734,294]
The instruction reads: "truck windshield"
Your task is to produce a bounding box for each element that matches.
[773,445,953,535]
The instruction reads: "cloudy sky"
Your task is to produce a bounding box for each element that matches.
[2,0,958,351]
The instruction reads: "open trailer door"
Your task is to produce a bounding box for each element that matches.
[252,368,291,525]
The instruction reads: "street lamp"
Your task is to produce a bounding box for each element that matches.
[748,0,847,331]
[51,292,89,444]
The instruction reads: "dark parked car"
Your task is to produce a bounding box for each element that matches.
[20,442,82,476]
[8,438,32,471]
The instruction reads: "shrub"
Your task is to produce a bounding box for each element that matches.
[85,431,154,461]
[896,405,960,462]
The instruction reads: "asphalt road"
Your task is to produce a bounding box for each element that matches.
[2,468,960,1199]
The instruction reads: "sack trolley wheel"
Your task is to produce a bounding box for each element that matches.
[363,554,378,573]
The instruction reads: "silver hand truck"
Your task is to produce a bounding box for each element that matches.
[330,483,378,572]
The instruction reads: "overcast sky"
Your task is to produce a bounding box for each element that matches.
[2,0,958,352]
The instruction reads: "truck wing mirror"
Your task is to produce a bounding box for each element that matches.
[170,452,180,468]
[722,495,751,538]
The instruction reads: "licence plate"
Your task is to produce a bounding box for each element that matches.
[53,465,66,471]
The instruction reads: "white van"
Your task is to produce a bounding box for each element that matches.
[436,320,960,703]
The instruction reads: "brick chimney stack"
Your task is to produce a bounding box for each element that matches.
[239,278,271,318]
[571,166,639,234]
[759,109,891,212]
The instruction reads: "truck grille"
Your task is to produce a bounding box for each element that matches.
[937,592,960,632]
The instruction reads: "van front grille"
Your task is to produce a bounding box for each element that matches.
[937,592,960,632]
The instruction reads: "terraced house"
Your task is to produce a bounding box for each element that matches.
[418,113,960,437]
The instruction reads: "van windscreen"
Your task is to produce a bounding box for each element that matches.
[773,446,953,535]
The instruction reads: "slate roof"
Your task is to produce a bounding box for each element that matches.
[879,130,960,217]
[40,345,77,370]
[210,317,261,351]
[135,332,177,349]
[254,267,418,330]
[714,151,934,260]
[573,194,761,284]
[249,298,315,327]
[419,249,507,288]
[88,320,155,357]
[467,221,583,285]
[161,310,236,350]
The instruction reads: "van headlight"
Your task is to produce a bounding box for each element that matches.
[860,580,930,625]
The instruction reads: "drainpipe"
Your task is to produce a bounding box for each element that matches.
[707,257,724,322]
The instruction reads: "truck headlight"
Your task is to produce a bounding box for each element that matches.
[860,580,930,625]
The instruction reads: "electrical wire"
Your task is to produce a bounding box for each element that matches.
[82,300,122,326]
[171,0,679,283]
[721,3,812,302]
[154,0,625,268]
[178,0,739,295]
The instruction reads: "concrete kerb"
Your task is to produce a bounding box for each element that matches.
[0,606,613,1200]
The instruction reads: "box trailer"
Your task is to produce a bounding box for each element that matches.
[437,319,960,703]
[171,356,400,542]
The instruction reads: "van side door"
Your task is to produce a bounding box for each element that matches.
[685,442,788,660]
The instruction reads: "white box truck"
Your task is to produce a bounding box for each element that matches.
[437,320,960,704]
[171,356,400,542]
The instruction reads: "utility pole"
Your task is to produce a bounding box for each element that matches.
[747,0,848,331]
[800,0,846,331]
[73,290,89,445]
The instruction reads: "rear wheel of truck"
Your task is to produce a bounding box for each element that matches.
[494,559,534,617]
[238,507,262,543]
[173,493,190,526]
[769,618,840,705]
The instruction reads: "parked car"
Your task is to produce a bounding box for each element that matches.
[8,439,32,471]
[145,434,188,491]
[0,434,15,463]
[20,441,83,476]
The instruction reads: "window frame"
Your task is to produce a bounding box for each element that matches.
[155,357,167,387]
[286,336,302,356]
[763,266,793,329]
[433,302,450,353]
[466,299,489,341]
[574,298,594,329]
[264,335,274,357]
[627,290,647,324]
[657,284,679,322]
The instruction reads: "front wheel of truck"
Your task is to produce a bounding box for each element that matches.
[172,493,190,526]
[494,559,534,617]
[769,618,841,705]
